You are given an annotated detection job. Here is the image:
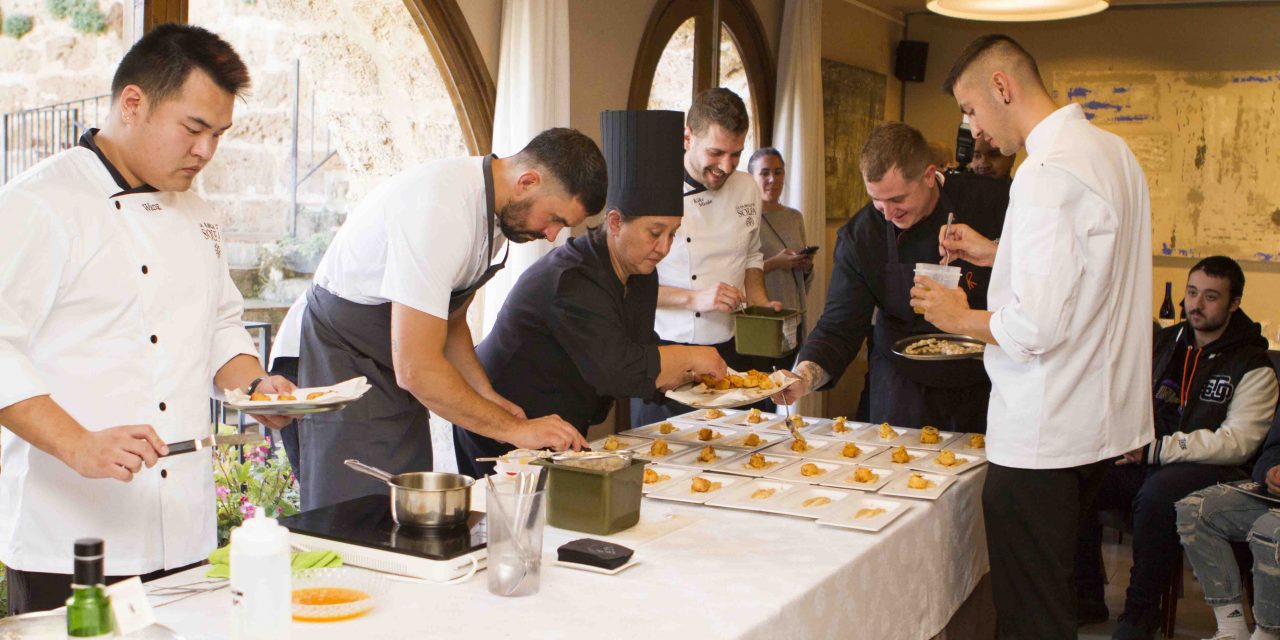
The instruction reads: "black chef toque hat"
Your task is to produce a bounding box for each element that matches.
[599,109,684,219]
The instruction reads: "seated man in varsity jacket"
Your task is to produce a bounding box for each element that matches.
[1076,256,1279,639]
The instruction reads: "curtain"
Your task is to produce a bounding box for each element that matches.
[477,0,572,337]
[773,0,827,416]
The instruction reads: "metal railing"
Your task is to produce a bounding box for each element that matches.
[2,94,110,184]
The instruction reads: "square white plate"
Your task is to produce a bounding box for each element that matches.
[662,446,749,470]
[670,425,747,447]
[864,446,933,469]
[780,416,831,433]
[805,441,888,465]
[807,419,872,440]
[704,478,806,512]
[894,429,962,451]
[759,436,841,459]
[951,433,989,454]
[639,464,694,494]
[711,451,796,477]
[672,408,743,423]
[619,421,699,439]
[645,472,745,504]
[713,410,785,430]
[588,434,651,452]
[764,458,854,484]
[852,423,910,445]
[817,495,913,532]
[877,470,957,500]
[718,429,786,451]
[769,486,860,518]
[906,450,987,476]
[629,439,695,463]
[817,464,897,492]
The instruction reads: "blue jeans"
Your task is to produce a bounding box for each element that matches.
[1176,484,1280,631]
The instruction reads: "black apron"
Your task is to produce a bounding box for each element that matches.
[295,156,507,510]
[869,188,990,433]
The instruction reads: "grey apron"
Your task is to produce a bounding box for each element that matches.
[296,156,507,510]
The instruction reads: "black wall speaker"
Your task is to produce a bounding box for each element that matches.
[895,40,929,83]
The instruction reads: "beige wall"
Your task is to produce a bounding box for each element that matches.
[902,5,1280,344]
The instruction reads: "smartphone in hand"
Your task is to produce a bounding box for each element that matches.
[798,245,819,255]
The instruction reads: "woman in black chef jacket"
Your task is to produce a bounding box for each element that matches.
[777,122,1009,433]
[455,110,726,477]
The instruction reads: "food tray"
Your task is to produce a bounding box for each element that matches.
[224,376,370,416]
[664,369,799,409]
[891,333,985,361]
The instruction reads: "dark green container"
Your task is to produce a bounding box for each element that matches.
[532,457,644,535]
[733,306,802,357]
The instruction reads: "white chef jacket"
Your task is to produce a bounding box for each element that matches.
[0,134,258,574]
[654,171,764,345]
[270,156,503,366]
[984,104,1153,469]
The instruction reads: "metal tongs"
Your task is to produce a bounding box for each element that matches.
[773,368,805,442]
[942,212,956,266]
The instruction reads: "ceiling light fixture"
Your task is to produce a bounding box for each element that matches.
[926,0,1109,22]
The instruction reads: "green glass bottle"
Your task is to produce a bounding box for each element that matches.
[66,538,113,638]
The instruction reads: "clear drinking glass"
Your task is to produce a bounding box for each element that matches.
[486,486,545,597]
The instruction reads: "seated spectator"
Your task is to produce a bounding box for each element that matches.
[1176,415,1280,640]
[968,137,1014,180]
[1076,256,1279,639]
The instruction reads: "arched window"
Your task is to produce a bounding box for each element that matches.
[631,0,774,156]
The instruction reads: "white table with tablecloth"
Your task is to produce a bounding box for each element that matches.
[148,468,988,640]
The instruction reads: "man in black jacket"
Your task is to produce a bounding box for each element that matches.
[777,121,1008,432]
[1175,413,1280,640]
[1076,256,1279,639]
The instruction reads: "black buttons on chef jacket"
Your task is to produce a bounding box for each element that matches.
[141,265,149,275]
[160,469,168,479]
[695,312,702,318]
[159,402,167,411]
[150,335,158,344]
[114,201,121,210]
[686,237,692,243]
[691,275,698,281]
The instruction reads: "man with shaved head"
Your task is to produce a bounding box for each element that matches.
[910,35,1153,638]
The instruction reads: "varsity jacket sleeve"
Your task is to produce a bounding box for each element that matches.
[1150,366,1279,465]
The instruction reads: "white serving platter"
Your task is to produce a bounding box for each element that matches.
[817,494,913,532]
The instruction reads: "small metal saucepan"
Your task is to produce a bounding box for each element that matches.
[344,459,474,529]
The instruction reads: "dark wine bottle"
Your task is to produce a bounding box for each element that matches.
[1159,281,1176,328]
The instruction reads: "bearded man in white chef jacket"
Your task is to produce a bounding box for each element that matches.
[0,25,294,615]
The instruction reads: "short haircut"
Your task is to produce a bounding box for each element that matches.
[111,24,250,105]
[1190,256,1245,300]
[516,128,608,215]
[747,147,783,174]
[687,88,750,136]
[942,34,1042,97]
[859,122,933,183]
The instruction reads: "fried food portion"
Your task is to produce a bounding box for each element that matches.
[643,468,670,484]
[746,408,764,424]
[742,432,762,447]
[306,391,331,401]
[276,394,297,401]
[250,392,269,401]
[690,476,722,493]
[920,426,941,444]
[697,446,719,463]
[799,462,825,477]
[855,507,887,520]
[831,416,849,433]
[878,423,896,440]
[907,473,936,490]
[891,445,911,464]
[936,449,966,467]
[697,427,720,441]
[751,488,777,500]
[789,415,806,429]
[840,442,862,459]
[602,435,622,451]
[904,337,983,356]
[789,437,810,453]
[802,496,832,508]
[649,439,670,456]
[698,369,774,391]
[703,408,725,420]
[658,421,677,434]
[746,453,771,469]
[968,433,985,449]
[852,467,880,483]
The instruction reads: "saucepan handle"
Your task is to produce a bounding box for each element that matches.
[343,459,396,483]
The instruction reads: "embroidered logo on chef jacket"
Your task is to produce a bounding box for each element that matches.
[1199,374,1234,404]
[199,222,223,259]
[736,203,757,228]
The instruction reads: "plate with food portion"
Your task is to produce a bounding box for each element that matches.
[805,441,888,465]
[758,435,840,459]
[718,429,786,451]
[224,376,370,415]
[817,495,913,532]
[619,420,698,439]
[713,451,796,477]
[877,470,957,501]
[905,449,987,476]
[640,464,694,494]
[806,416,869,440]
[645,472,745,504]
[628,438,694,463]
[769,486,859,518]
[670,425,747,447]
[714,407,785,430]
[664,369,799,409]
[953,432,988,452]
[894,426,962,451]
[588,434,651,453]
[662,445,749,470]
[670,407,744,423]
[851,422,910,445]
[817,464,897,492]
[891,334,985,361]
[706,478,807,512]
[764,458,854,484]
[864,445,933,468]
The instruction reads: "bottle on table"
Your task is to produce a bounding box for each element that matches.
[1159,281,1176,329]
[230,506,292,640]
[66,538,113,638]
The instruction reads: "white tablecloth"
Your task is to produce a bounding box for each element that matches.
[150,469,988,640]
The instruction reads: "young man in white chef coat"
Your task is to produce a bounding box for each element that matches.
[911,34,1153,638]
[0,24,293,614]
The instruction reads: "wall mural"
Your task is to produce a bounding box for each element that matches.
[822,59,885,220]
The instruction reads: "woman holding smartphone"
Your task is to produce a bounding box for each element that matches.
[749,148,814,369]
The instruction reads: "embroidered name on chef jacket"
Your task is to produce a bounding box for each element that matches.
[199,222,223,259]
[142,202,162,212]
[1199,374,1235,404]
[735,202,757,227]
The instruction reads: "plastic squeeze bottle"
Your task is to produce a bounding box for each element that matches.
[230,507,291,639]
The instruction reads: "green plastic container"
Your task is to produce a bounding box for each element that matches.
[531,457,644,535]
[733,306,803,357]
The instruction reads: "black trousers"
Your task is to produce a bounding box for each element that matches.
[1075,462,1246,611]
[631,339,777,426]
[6,561,203,616]
[984,460,1108,640]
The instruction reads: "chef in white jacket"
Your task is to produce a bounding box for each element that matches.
[0,24,292,615]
